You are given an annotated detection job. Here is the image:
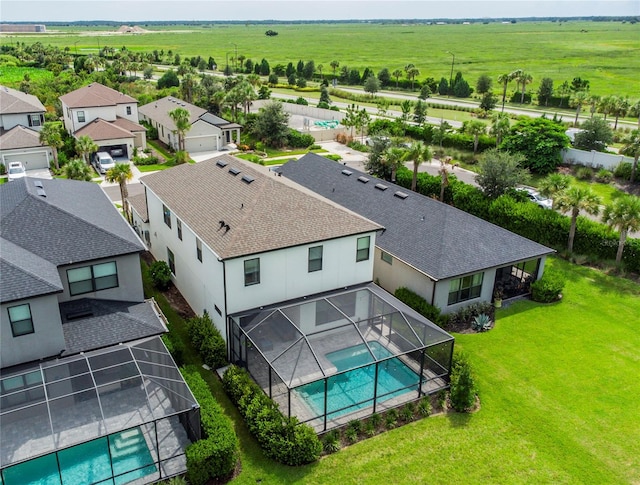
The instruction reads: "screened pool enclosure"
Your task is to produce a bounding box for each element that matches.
[229,283,454,432]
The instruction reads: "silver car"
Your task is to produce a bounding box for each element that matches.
[93,152,115,174]
[518,187,553,210]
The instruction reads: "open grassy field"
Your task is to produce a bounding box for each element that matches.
[2,21,638,97]
[0,65,54,84]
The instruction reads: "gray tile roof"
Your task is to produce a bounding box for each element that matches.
[138,96,206,131]
[60,299,166,355]
[140,155,382,260]
[59,82,137,108]
[1,178,144,276]
[73,117,135,140]
[0,85,45,114]
[0,125,46,150]
[279,154,554,280]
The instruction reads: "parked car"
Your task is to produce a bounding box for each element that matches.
[518,187,553,209]
[8,161,26,181]
[93,152,116,174]
[109,147,124,157]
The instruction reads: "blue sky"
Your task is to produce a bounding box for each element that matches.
[2,1,639,22]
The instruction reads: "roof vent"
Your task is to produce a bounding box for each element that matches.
[375,183,388,191]
[394,191,409,200]
[216,159,228,168]
[33,181,43,188]
[229,167,241,176]
[241,175,255,184]
[357,176,369,184]
[341,169,353,176]
[36,188,46,197]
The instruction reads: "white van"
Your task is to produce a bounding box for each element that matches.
[93,152,115,174]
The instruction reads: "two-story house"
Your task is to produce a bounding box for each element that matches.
[129,155,455,432]
[59,82,146,158]
[0,178,198,484]
[138,96,241,153]
[0,85,52,170]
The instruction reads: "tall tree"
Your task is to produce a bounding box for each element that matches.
[538,173,572,210]
[598,95,615,120]
[404,64,420,90]
[573,116,613,152]
[105,163,133,222]
[382,145,407,183]
[629,99,640,129]
[465,120,487,155]
[476,74,493,95]
[610,96,629,130]
[354,108,371,142]
[363,75,380,97]
[570,91,589,127]
[168,107,191,153]
[39,122,63,170]
[392,69,403,88]
[490,113,510,147]
[330,60,339,78]
[75,135,98,164]
[342,104,360,139]
[405,141,432,192]
[556,187,602,253]
[475,148,529,199]
[497,72,512,112]
[251,101,289,148]
[620,129,640,182]
[413,100,427,125]
[514,70,533,104]
[537,77,554,107]
[602,195,640,263]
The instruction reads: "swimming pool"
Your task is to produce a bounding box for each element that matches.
[1,427,156,485]
[298,341,420,419]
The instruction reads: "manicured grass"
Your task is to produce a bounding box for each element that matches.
[142,255,640,484]
[4,21,639,98]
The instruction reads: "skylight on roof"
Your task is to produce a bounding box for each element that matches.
[241,175,255,184]
[394,191,409,200]
[357,176,369,184]
[341,169,353,176]
[229,167,241,176]
[375,183,388,191]
[216,160,228,168]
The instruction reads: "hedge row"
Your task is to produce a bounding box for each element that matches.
[181,367,239,485]
[187,312,227,370]
[222,365,322,466]
[393,166,640,273]
[394,287,447,327]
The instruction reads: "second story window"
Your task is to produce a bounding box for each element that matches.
[356,236,371,262]
[196,239,202,262]
[77,111,85,123]
[308,246,323,272]
[126,106,132,115]
[176,219,182,240]
[8,304,34,337]
[29,114,42,127]
[67,261,119,296]
[163,204,172,228]
[244,258,260,286]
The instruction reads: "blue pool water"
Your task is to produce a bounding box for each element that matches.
[298,341,419,418]
[2,427,156,485]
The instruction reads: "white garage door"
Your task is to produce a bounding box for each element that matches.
[186,135,218,153]
[4,151,49,170]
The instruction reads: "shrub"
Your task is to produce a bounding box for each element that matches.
[530,270,565,303]
[449,351,477,412]
[471,313,492,332]
[369,412,381,428]
[385,409,398,429]
[161,333,185,366]
[595,168,613,184]
[181,367,238,485]
[400,402,415,422]
[149,260,172,290]
[364,420,377,437]
[418,396,432,417]
[394,287,446,327]
[187,312,227,369]
[173,150,190,164]
[133,155,159,166]
[287,129,315,149]
[322,430,341,453]
[222,366,322,465]
[345,427,358,443]
[324,154,343,162]
[0,163,5,175]
[575,166,593,180]
[613,162,633,180]
[347,419,362,434]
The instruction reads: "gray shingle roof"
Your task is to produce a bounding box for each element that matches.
[140,155,381,260]
[138,96,206,131]
[73,117,135,140]
[59,82,137,108]
[0,125,46,150]
[1,178,144,276]
[60,299,166,355]
[279,154,554,280]
[0,85,45,114]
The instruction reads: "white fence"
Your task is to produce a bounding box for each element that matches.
[562,148,634,170]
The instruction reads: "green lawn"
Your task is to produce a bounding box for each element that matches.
[0,65,53,84]
[143,256,640,484]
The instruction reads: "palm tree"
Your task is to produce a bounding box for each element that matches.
[570,91,589,127]
[316,64,323,79]
[405,141,432,192]
[513,70,532,104]
[392,69,403,88]
[610,96,629,130]
[382,146,406,183]
[64,158,93,181]
[497,72,512,112]
[629,99,640,129]
[602,195,640,263]
[438,159,450,202]
[588,94,601,119]
[330,60,339,78]
[106,163,134,222]
[598,95,615,120]
[490,113,510,147]
[465,120,487,155]
[538,173,572,210]
[404,64,420,90]
[75,135,98,164]
[39,122,63,170]
[556,186,602,253]
[620,129,640,182]
[168,107,191,152]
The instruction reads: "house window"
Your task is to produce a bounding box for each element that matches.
[448,272,484,305]
[176,219,182,240]
[77,111,85,123]
[356,236,371,262]
[244,258,260,286]
[308,246,323,272]
[67,261,118,296]
[163,204,172,228]
[381,251,393,264]
[29,114,42,127]
[196,239,202,262]
[167,248,176,275]
[8,304,34,337]
[126,106,132,115]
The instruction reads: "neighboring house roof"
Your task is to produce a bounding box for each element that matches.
[59,82,137,108]
[74,117,135,140]
[0,85,45,114]
[112,116,146,132]
[138,96,239,132]
[140,155,381,260]
[128,193,148,222]
[1,178,144,275]
[0,125,46,150]
[279,154,554,280]
[60,299,166,355]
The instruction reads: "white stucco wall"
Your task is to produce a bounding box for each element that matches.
[372,247,436,304]
[0,112,44,131]
[1,294,66,368]
[434,268,497,314]
[115,103,139,123]
[185,119,221,152]
[63,105,115,133]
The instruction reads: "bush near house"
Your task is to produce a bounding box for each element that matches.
[181,367,239,485]
[187,312,227,370]
[449,351,477,412]
[149,260,172,290]
[394,287,447,327]
[530,270,565,303]
[222,365,322,466]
